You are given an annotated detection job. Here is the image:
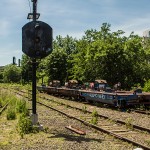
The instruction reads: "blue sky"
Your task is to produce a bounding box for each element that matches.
[0,0,150,66]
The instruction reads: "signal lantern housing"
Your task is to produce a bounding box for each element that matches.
[22,21,53,59]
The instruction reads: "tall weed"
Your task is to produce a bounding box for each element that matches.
[7,108,16,120]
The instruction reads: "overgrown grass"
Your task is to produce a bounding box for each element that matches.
[6,96,30,121]
[7,108,16,120]
[0,90,10,107]
[0,88,37,138]
[16,99,29,116]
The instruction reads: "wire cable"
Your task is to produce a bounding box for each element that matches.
[28,0,32,13]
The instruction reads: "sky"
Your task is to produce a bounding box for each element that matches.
[0,0,150,66]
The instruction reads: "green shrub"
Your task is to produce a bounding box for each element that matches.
[17,114,33,138]
[17,114,39,138]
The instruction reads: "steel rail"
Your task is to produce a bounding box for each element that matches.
[11,88,150,133]
[41,96,150,133]
[134,110,150,115]
[37,101,150,150]
[9,88,150,149]
[12,89,150,133]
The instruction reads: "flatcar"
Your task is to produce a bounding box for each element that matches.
[37,80,150,108]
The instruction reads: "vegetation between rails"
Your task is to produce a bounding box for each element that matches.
[90,110,98,125]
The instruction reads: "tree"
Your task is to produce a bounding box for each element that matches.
[70,23,150,89]
[21,54,32,83]
[45,35,77,84]
[3,64,21,83]
[46,48,67,84]
[36,58,48,85]
[20,23,150,90]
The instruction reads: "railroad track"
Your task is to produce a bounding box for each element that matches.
[0,102,9,115]
[10,88,150,150]
[134,110,150,115]
[39,95,150,132]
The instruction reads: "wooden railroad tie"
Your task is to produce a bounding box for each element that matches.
[65,125,86,135]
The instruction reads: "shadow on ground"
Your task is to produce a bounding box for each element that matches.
[48,130,102,143]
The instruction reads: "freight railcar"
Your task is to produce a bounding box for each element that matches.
[37,80,150,108]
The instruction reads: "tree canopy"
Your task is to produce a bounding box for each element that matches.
[3,64,21,83]
[17,23,150,90]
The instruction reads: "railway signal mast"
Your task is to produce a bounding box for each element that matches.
[22,0,53,125]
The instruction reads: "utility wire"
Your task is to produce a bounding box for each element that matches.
[28,0,32,13]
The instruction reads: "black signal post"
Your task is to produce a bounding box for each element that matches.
[32,58,36,115]
[31,0,38,124]
[33,0,37,22]
[22,0,53,125]
[32,0,37,113]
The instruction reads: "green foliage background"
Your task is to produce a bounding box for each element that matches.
[2,23,150,90]
[3,64,21,83]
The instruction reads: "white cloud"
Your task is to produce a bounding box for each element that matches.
[0,0,150,65]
